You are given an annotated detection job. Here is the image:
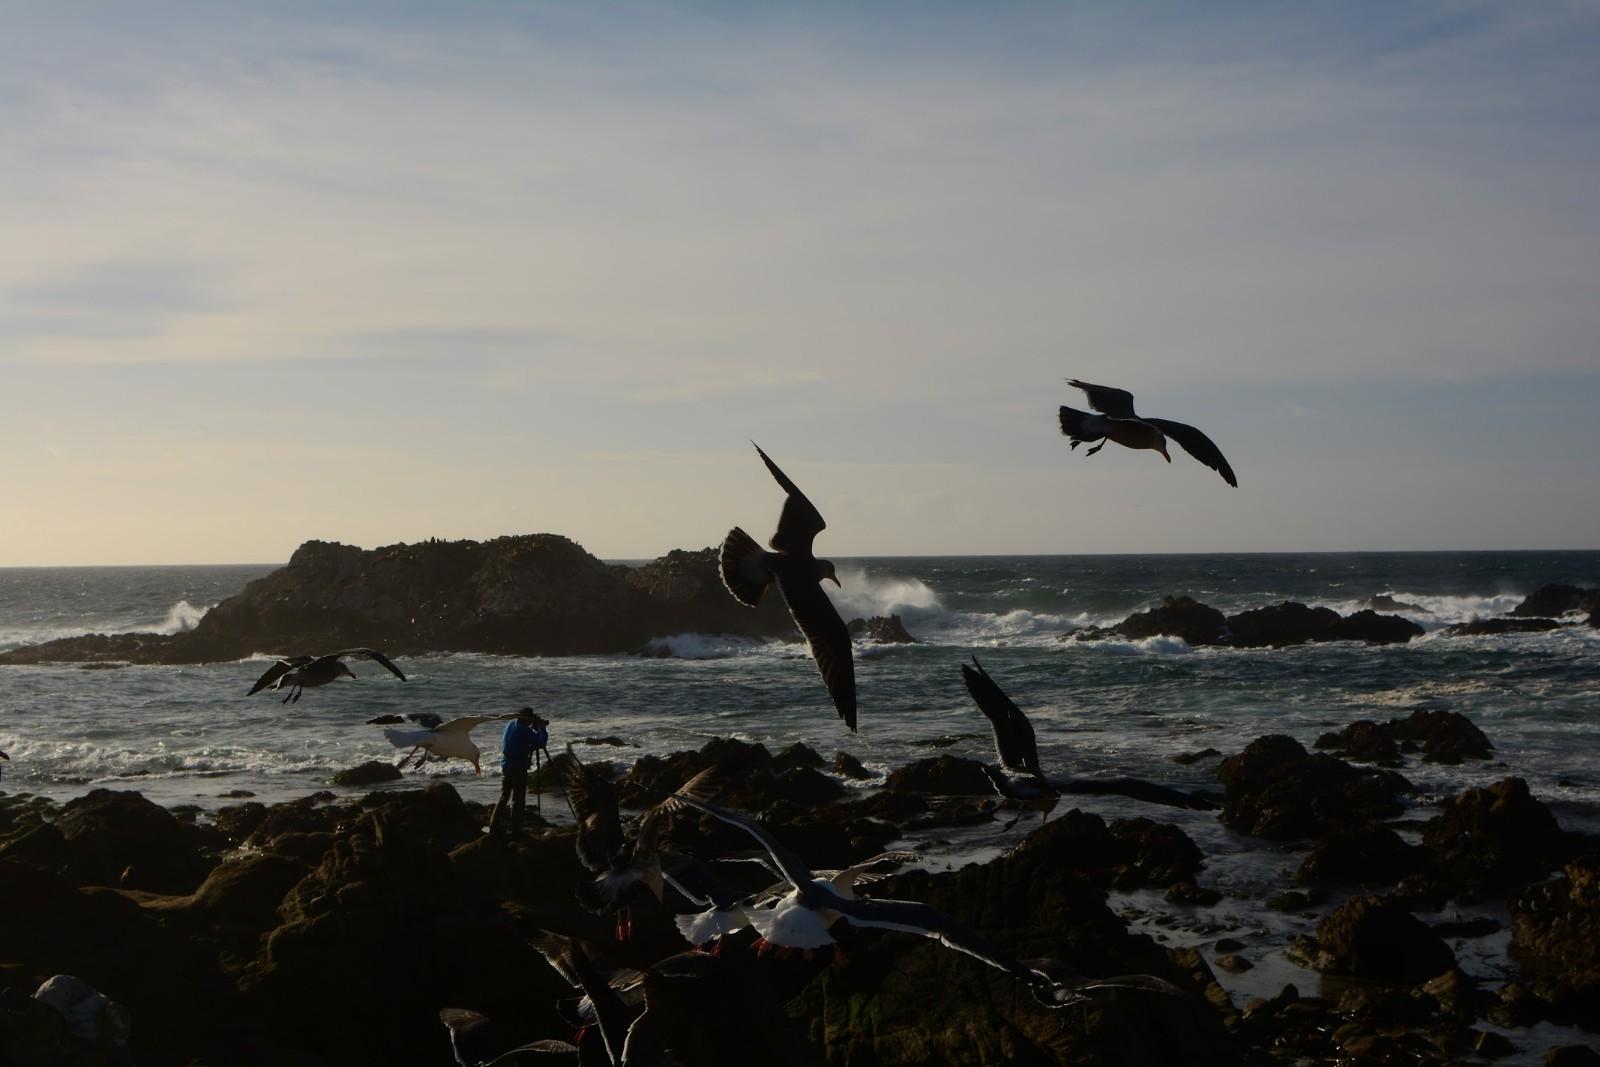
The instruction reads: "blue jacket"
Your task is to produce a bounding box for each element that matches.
[500,719,547,771]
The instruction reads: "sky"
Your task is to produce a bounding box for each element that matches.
[2,1,1598,565]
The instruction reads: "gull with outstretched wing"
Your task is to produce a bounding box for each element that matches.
[719,443,857,731]
[247,647,406,704]
[1058,379,1237,487]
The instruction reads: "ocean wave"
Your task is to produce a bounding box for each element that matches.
[1065,634,1197,657]
[1312,591,1526,629]
[155,599,209,634]
[641,633,767,660]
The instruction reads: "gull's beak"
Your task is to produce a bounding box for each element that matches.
[473,760,481,775]
[1157,447,1171,463]
[827,575,841,587]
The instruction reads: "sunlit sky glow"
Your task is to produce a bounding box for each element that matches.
[3,2,1597,564]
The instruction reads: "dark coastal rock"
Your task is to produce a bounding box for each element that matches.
[771,742,826,773]
[1511,584,1600,619]
[53,789,213,894]
[1225,602,1423,647]
[1329,609,1426,644]
[1115,596,1229,646]
[0,536,805,666]
[1546,1046,1600,1067]
[1509,854,1600,1022]
[1304,895,1455,984]
[1316,709,1493,766]
[1421,778,1572,898]
[1217,735,1411,841]
[1171,747,1221,765]
[1297,826,1425,886]
[845,614,919,643]
[329,760,402,787]
[832,751,875,780]
[883,755,994,796]
[1314,720,1402,766]
[1226,601,1342,647]
[803,825,1246,1067]
[1010,811,1203,889]
[1447,617,1563,636]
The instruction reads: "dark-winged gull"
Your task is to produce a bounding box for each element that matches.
[247,648,406,703]
[961,657,1217,824]
[382,714,510,775]
[1058,379,1237,486]
[719,443,857,731]
[439,1006,584,1065]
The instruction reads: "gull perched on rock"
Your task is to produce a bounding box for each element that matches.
[719,443,856,731]
[382,714,511,775]
[247,648,406,703]
[1059,379,1237,487]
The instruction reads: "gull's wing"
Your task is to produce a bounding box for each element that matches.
[1022,958,1186,1007]
[826,893,1025,976]
[753,443,826,557]
[529,934,634,1066]
[329,647,408,681]
[1051,776,1219,811]
[664,795,815,890]
[620,952,717,1067]
[825,850,922,892]
[247,656,311,695]
[556,745,625,870]
[960,659,1042,776]
[484,1041,579,1064]
[1066,380,1138,419]
[773,570,857,731]
[438,715,500,736]
[1143,419,1237,487]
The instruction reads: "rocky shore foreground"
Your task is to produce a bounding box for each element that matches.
[1,533,1595,667]
[2,712,1598,1066]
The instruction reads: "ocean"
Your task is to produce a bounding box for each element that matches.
[2,551,1598,1058]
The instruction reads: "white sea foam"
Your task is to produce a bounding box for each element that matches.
[1313,591,1527,629]
[155,599,209,634]
[829,567,944,621]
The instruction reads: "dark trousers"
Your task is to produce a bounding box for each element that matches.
[490,767,528,833]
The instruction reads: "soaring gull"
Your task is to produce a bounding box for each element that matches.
[381,714,510,775]
[247,648,406,703]
[1058,379,1237,487]
[719,443,857,731]
[961,657,1217,824]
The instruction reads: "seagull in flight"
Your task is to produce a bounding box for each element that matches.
[247,648,406,703]
[719,443,856,731]
[1059,380,1237,487]
[666,793,1026,977]
[961,657,1218,825]
[382,714,510,775]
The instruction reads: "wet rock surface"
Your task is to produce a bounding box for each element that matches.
[1,713,1592,1066]
[845,613,919,643]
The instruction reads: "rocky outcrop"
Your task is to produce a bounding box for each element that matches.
[1510,854,1600,1023]
[1216,735,1411,841]
[1511,584,1600,619]
[1115,596,1229,646]
[1315,709,1493,766]
[1298,895,1455,984]
[0,537,802,666]
[1080,597,1425,648]
[846,614,918,643]
[1422,778,1574,899]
